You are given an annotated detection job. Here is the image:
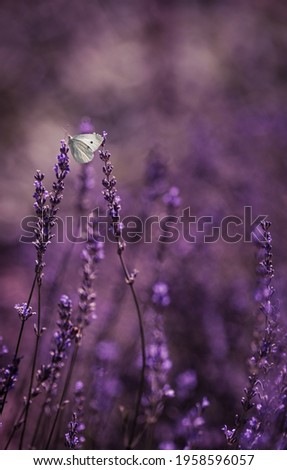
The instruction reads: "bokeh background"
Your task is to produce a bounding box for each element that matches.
[1,0,287,449]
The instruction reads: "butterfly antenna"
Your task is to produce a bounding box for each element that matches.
[61,124,71,142]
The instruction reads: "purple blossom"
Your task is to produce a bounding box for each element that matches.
[226,221,283,449]
[65,413,80,449]
[95,341,119,362]
[99,144,122,240]
[76,222,104,338]
[0,357,20,409]
[180,397,210,449]
[152,282,170,307]
[143,150,168,201]
[159,441,177,450]
[143,310,174,424]
[76,164,95,213]
[222,425,236,444]
[33,141,70,282]
[14,303,36,322]
[0,338,8,358]
[75,119,96,213]
[68,381,86,448]
[79,117,94,134]
[162,186,181,209]
[176,370,198,401]
[42,295,76,404]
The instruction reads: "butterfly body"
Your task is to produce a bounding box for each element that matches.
[68,133,103,163]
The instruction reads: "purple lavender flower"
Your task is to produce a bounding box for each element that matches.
[33,141,70,281]
[175,370,197,401]
[79,117,94,134]
[222,425,236,444]
[14,303,36,322]
[65,413,80,449]
[99,146,122,240]
[44,219,104,449]
[162,186,181,209]
[180,397,210,449]
[152,282,170,307]
[159,441,177,450]
[67,381,86,448]
[76,164,95,214]
[76,222,105,338]
[91,342,123,431]
[76,118,96,214]
[42,295,76,405]
[95,340,119,362]
[99,135,146,448]
[27,295,76,449]
[143,150,168,201]
[226,221,283,449]
[0,339,17,413]
[34,365,52,394]
[143,310,174,424]
[0,357,20,410]
[0,337,8,358]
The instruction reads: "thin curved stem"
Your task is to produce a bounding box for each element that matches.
[100,143,146,448]
[19,278,42,449]
[4,406,25,449]
[117,247,146,449]
[0,272,37,415]
[45,345,79,449]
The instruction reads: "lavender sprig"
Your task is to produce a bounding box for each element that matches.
[29,295,76,449]
[99,135,146,449]
[33,141,70,282]
[5,296,74,450]
[44,138,94,334]
[45,221,104,449]
[65,381,85,449]
[76,225,104,338]
[224,221,281,449]
[0,142,70,418]
[65,413,80,449]
[181,397,210,449]
[19,142,70,448]
[143,310,174,426]
[0,337,8,358]
[0,338,19,412]
[42,295,76,408]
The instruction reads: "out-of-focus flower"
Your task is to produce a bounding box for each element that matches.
[0,337,8,358]
[152,282,170,307]
[180,397,210,449]
[76,222,104,339]
[143,310,174,424]
[95,341,119,362]
[41,295,76,405]
[162,186,181,209]
[176,369,197,401]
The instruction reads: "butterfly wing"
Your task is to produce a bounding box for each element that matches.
[68,133,104,164]
[68,137,94,163]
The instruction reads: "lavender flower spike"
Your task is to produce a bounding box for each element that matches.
[14,303,36,322]
[33,141,70,280]
[65,413,80,449]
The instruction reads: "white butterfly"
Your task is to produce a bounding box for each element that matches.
[68,133,104,164]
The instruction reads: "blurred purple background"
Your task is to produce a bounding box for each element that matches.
[1,0,287,449]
